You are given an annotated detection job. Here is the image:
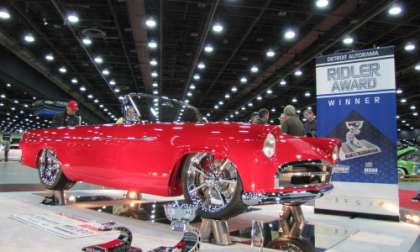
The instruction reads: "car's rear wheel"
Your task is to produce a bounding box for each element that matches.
[398,167,407,179]
[38,149,75,190]
[182,152,246,220]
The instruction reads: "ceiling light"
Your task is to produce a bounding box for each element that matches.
[388,4,403,16]
[148,41,158,49]
[0,9,11,20]
[218,101,224,105]
[150,59,158,66]
[94,56,103,64]
[342,36,354,45]
[153,90,158,95]
[415,64,420,71]
[187,92,192,97]
[400,98,407,103]
[94,99,99,103]
[59,66,67,73]
[87,94,94,99]
[152,82,158,88]
[197,62,206,69]
[80,86,86,92]
[280,79,287,86]
[292,97,298,103]
[193,74,200,80]
[257,96,262,101]
[413,112,418,117]
[240,77,248,83]
[82,37,92,45]
[231,86,238,92]
[67,13,79,23]
[109,80,116,85]
[248,102,253,107]
[396,88,403,94]
[102,69,110,75]
[266,49,275,58]
[410,105,416,110]
[284,29,296,40]
[145,17,157,28]
[294,69,303,76]
[250,65,259,73]
[212,23,224,33]
[151,71,158,77]
[184,99,189,104]
[214,105,219,109]
[315,0,329,9]
[266,89,272,94]
[404,42,415,52]
[114,88,120,93]
[189,84,196,90]
[225,94,230,99]
[204,44,214,53]
[45,53,54,61]
[6,83,11,88]
[304,91,311,97]
[24,33,35,43]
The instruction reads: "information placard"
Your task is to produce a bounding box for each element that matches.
[315,47,399,219]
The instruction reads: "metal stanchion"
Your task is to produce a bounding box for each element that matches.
[199,218,232,246]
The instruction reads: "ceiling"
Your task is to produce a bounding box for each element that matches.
[0,0,419,133]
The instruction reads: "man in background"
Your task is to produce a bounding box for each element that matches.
[255,108,270,124]
[303,109,317,137]
[52,100,81,127]
[281,105,305,136]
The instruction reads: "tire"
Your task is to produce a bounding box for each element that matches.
[398,167,407,179]
[38,149,75,190]
[182,153,246,220]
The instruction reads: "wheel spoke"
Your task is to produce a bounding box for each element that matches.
[190,165,208,178]
[189,182,208,194]
[218,178,237,185]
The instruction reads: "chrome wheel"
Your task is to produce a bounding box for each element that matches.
[398,168,406,179]
[185,153,239,213]
[38,150,61,186]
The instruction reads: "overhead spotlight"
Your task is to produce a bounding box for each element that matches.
[410,105,416,110]
[250,65,259,73]
[109,80,116,85]
[231,86,238,92]
[24,33,35,43]
[266,89,273,94]
[82,37,92,45]
[404,42,416,52]
[152,82,159,88]
[218,101,224,105]
[59,66,67,73]
[87,94,94,99]
[150,59,158,66]
[197,62,206,69]
[67,13,79,24]
[113,88,120,93]
[71,78,78,84]
[292,97,298,103]
[148,40,158,49]
[284,29,296,40]
[414,112,419,117]
[145,17,157,28]
[94,99,99,103]
[45,53,54,61]
[240,77,248,83]
[266,49,276,58]
[388,3,403,16]
[212,22,224,33]
[248,102,253,107]
[304,91,311,97]
[193,74,200,80]
[396,88,403,94]
[204,44,214,53]
[189,84,196,90]
[151,71,158,77]
[342,36,354,45]
[294,69,303,76]
[80,86,87,92]
[153,90,158,95]
[400,98,407,103]
[102,69,110,75]
[415,64,420,71]
[257,96,262,101]
[187,92,193,97]
[0,9,11,20]
[315,0,329,9]
[225,94,230,99]
[94,56,103,64]
[280,79,287,86]
[214,105,219,109]
[6,83,11,88]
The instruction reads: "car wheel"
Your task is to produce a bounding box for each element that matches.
[398,168,407,179]
[38,149,75,190]
[182,152,246,220]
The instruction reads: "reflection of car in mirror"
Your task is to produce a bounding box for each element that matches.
[20,93,341,219]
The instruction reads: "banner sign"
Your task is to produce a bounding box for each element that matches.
[315,47,399,218]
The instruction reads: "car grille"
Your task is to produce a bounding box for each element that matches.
[274,161,333,189]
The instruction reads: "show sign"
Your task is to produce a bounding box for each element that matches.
[315,46,399,219]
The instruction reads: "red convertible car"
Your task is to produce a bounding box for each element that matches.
[20,93,340,219]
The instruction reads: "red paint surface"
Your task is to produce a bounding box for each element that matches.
[399,190,420,211]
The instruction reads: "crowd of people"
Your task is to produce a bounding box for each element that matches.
[250,104,317,137]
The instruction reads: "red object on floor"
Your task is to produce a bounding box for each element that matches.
[399,190,420,211]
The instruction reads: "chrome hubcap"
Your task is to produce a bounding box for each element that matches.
[38,150,60,186]
[186,153,238,213]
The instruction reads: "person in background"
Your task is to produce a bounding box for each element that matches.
[279,113,286,125]
[249,112,259,123]
[116,106,140,124]
[255,108,270,124]
[52,100,81,127]
[281,105,305,136]
[303,109,317,137]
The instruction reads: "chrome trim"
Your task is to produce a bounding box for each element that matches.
[242,184,333,206]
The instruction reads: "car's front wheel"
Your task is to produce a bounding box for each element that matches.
[398,167,407,179]
[182,152,246,220]
[38,149,75,190]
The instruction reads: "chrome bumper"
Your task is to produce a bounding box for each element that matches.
[242,184,333,206]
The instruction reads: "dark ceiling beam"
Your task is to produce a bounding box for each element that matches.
[159,0,164,93]
[0,31,106,123]
[107,0,140,92]
[200,0,273,103]
[180,0,221,99]
[127,0,153,93]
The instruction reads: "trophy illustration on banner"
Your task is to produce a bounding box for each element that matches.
[339,120,381,160]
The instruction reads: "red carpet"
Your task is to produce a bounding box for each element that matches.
[399,190,420,211]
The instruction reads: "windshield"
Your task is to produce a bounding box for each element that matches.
[123,93,202,123]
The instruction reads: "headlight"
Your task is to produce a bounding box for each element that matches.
[263,133,276,158]
[332,146,339,162]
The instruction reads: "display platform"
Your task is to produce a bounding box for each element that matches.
[0,189,418,252]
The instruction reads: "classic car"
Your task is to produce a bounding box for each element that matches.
[397,146,420,178]
[20,93,340,219]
